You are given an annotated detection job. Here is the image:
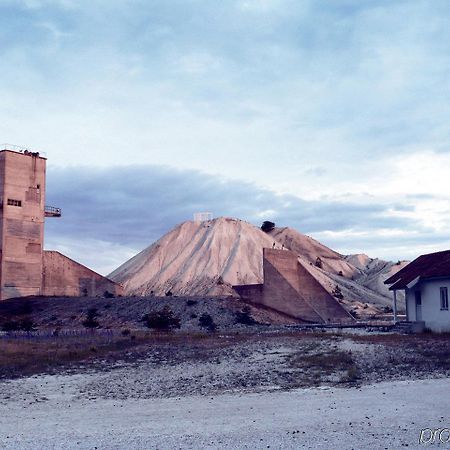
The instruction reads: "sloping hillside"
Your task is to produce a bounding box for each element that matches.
[345,255,409,300]
[268,227,357,277]
[266,227,406,311]
[109,218,282,296]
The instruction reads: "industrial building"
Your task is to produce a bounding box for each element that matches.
[233,248,353,323]
[0,146,122,300]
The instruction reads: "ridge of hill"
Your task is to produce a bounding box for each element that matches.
[110,218,281,297]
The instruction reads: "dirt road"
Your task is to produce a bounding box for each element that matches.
[0,373,448,449]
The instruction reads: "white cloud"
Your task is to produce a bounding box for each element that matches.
[2,0,450,264]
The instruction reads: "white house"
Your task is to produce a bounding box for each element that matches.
[385,250,450,333]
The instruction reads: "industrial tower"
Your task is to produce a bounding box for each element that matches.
[0,146,60,300]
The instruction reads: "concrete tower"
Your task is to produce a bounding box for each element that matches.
[0,147,60,300]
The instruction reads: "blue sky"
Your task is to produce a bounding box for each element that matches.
[1,0,450,273]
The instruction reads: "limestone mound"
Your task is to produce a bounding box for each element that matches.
[110,217,406,315]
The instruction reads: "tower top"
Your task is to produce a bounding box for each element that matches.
[1,143,46,159]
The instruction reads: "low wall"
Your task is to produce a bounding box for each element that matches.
[43,251,123,297]
[233,248,353,324]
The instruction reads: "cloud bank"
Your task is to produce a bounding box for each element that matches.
[44,164,445,274]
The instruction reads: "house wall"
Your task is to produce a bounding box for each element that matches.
[43,251,123,297]
[406,279,450,332]
[0,151,46,300]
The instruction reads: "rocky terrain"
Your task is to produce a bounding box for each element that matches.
[0,295,297,336]
[1,330,450,449]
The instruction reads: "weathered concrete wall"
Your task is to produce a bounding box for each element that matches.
[233,284,264,304]
[234,248,353,324]
[0,151,46,300]
[263,252,323,322]
[43,251,123,297]
[295,258,352,323]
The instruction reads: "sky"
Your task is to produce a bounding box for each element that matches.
[1,0,450,274]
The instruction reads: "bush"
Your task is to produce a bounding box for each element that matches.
[235,306,257,325]
[332,285,344,300]
[15,302,33,316]
[82,308,100,329]
[165,290,173,297]
[261,221,275,232]
[199,313,217,331]
[19,319,36,332]
[142,306,181,330]
[104,291,114,298]
[1,319,36,332]
[186,299,198,306]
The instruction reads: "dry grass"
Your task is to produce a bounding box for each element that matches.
[0,331,236,379]
[2,329,450,389]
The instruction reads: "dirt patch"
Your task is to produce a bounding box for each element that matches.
[2,331,450,399]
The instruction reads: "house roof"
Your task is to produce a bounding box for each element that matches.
[384,249,450,290]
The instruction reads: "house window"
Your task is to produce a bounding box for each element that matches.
[440,287,449,310]
[7,199,22,207]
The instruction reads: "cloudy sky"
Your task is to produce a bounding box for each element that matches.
[1,0,450,274]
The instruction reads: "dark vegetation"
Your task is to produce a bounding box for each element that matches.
[186,299,198,306]
[260,221,275,232]
[332,285,344,300]
[198,313,217,331]
[235,306,258,325]
[2,318,36,332]
[142,306,181,330]
[82,308,100,329]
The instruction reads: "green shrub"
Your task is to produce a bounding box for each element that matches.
[199,313,217,332]
[235,306,257,325]
[261,221,275,232]
[82,308,100,329]
[142,306,181,330]
[332,285,344,299]
[2,319,36,332]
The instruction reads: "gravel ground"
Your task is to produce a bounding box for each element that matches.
[0,374,448,449]
[1,331,450,449]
